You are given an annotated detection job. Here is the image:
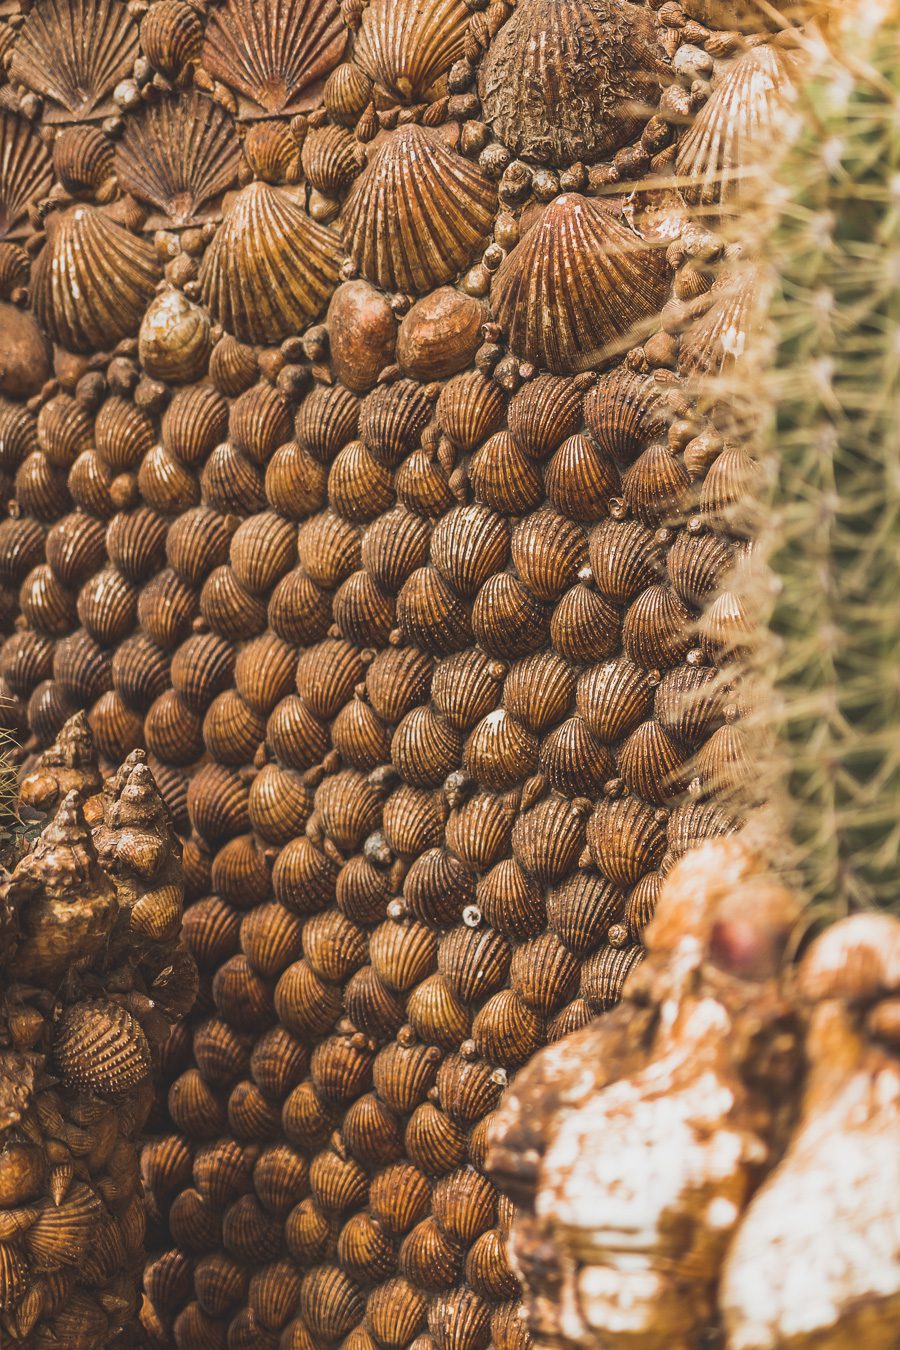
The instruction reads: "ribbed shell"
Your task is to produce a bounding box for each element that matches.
[53,999,152,1099]
[341,125,496,294]
[353,0,469,102]
[0,113,52,238]
[492,194,669,373]
[32,206,161,353]
[201,0,347,116]
[436,372,506,451]
[141,0,203,78]
[115,93,241,223]
[200,182,342,343]
[10,0,139,117]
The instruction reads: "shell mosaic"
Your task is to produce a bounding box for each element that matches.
[0,0,767,1344]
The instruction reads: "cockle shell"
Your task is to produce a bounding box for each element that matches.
[353,0,469,102]
[491,195,669,373]
[200,182,342,342]
[679,266,764,379]
[479,0,668,165]
[32,206,161,353]
[10,0,139,119]
[141,0,203,78]
[0,112,52,239]
[115,93,240,224]
[201,0,346,116]
[53,999,152,1099]
[341,125,496,294]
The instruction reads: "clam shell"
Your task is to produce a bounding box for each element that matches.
[369,1163,431,1236]
[212,952,275,1031]
[446,790,514,870]
[667,799,738,862]
[145,689,204,766]
[621,442,691,527]
[397,287,484,382]
[511,794,586,884]
[10,0,138,118]
[464,709,538,791]
[586,795,667,885]
[212,833,271,907]
[300,1265,364,1340]
[200,565,268,641]
[547,872,624,957]
[397,566,471,656]
[341,124,496,294]
[332,568,395,645]
[492,194,669,373]
[584,369,670,464]
[203,689,267,764]
[407,971,470,1048]
[171,632,236,712]
[251,1026,310,1099]
[210,333,260,396]
[116,92,240,223]
[327,279,399,395]
[616,719,686,804]
[310,1034,374,1105]
[295,637,365,719]
[302,124,360,194]
[187,761,250,843]
[296,383,360,463]
[544,432,619,521]
[550,583,621,664]
[399,1217,463,1291]
[469,430,543,515]
[284,1197,333,1263]
[576,657,654,742]
[0,399,38,472]
[472,573,550,660]
[622,583,694,670]
[370,920,437,993]
[383,783,444,857]
[373,1041,442,1114]
[297,510,360,586]
[507,374,584,461]
[163,384,229,467]
[438,924,511,1004]
[359,378,432,468]
[202,443,267,516]
[510,931,579,1015]
[202,0,346,116]
[316,767,382,851]
[405,1103,467,1176]
[303,909,367,983]
[231,382,293,462]
[432,647,503,732]
[328,440,394,521]
[324,62,374,126]
[55,628,113,703]
[472,987,543,1066]
[267,694,329,770]
[39,393,93,468]
[679,267,763,379]
[366,644,433,724]
[332,696,390,768]
[511,509,586,601]
[272,836,339,915]
[141,0,203,78]
[589,517,663,602]
[353,0,468,102]
[344,966,406,1040]
[230,510,297,594]
[502,650,575,733]
[654,662,724,745]
[0,112,53,236]
[666,529,734,608]
[467,1229,518,1301]
[138,444,200,514]
[367,1278,428,1344]
[53,998,151,1099]
[477,858,545,940]
[77,566,138,644]
[435,371,506,451]
[625,870,661,941]
[200,182,342,343]
[580,942,644,1009]
[435,1053,501,1124]
[404,847,476,928]
[1,628,54,698]
[139,286,212,383]
[362,505,432,591]
[241,903,304,979]
[431,503,509,599]
[478,0,666,165]
[395,449,454,517]
[107,507,167,582]
[337,1211,396,1282]
[32,205,161,353]
[248,761,314,844]
[235,632,296,714]
[540,714,615,795]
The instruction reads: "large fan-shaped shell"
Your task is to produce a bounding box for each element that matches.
[353,0,469,103]
[479,0,667,165]
[10,0,139,119]
[341,124,496,294]
[491,194,668,373]
[677,46,796,207]
[0,113,52,240]
[115,93,241,224]
[201,0,347,117]
[32,205,161,353]
[200,182,341,342]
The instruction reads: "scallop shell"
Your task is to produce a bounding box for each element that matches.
[116,93,240,223]
[476,859,544,942]
[25,1183,104,1269]
[297,511,360,587]
[10,0,139,118]
[472,573,550,660]
[446,790,514,870]
[677,46,795,208]
[353,0,468,102]
[344,966,406,1040]
[32,206,161,353]
[404,1102,466,1176]
[341,124,496,294]
[53,998,151,1099]
[511,509,586,601]
[403,848,475,929]
[366,644,433,724]
[679,266,763,379]
[94,395,155,472]
[666,529,734,608]
[171,631,236,713]
[230,378,292,459]
[295,637,365,720]
[507,374,584,461]
[435,371,506,451]
[202,443,266,515]
[511,794,586,884]
[0,112,52,238]
[141,0,203,78]
[469,430,544,515]
[655,662,724,745]
[243,119,304,184]
[431,647,503,733]
[362,506,432,592]
[464,709,538,791]
[324,62,374,126]
[491,194,669,373]
[584,369,670,464]
[202,0,346,116]
[297,383,360,463]
[359,379,431,468]
[479,0,666,165]
[200,182,342,343]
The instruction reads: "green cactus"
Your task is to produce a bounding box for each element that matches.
[719,4,900,914]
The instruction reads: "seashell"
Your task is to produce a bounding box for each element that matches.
[147,754,189,831]
[168,1188,223,1251]
[621,442,691,527]
[666,799,738,864]
[331,695,391,769]
[297,383,361,463]
[677,46,795,208]
[435,1053,502,1125]
[699,442,760,521]
[368,920,436,996]
[398,287,484,382]
[10,0,139,117]
[693,720,752,795]
[212,951,276,1032]
[145,1248,194,1319]
[589,517,664,604]
[202,0,346,116]
[367,1277,428,1346]
[295,637,365,720]
[655,662,725,745]
[302,123,359,194]
[231,382,293,463]
[324,61,373,124]
[679,267,763,379]
[327,278,398,395]
[181,895,242,969]
[395,449,455,518]
[464,709,538,791]
[53,998,151,1099]
[622,583,695,670]
[249,761,313,844]
[344,965,406,1040]
[354,0,467,101]
[316,766,383,851]
[25,1182,104,1269]
[507,374,584,461]
[392,705,462,788]
[624,870,661,941]
[192,1250,247,1315]
[29,679,76,748]
[512,509,586,601]
[163,385,229,467]
[234,632,296,717]
[373,1040,442,1115]
[467,1229,518,1302]
[267,693,329,771]
[698,588,753,657]
[141,0,203,78]
[362,505,432,591]
[169,1067,229,1139]
[337,1211,396,1283]
[445,790,514,870]
[431,503,509,599]
[405,1102,467,1176]
[431,648,503,734]
[404,848,475,929]
[51,124,113,195]
[212,833,271,907]
[436,371,506,451]
[580,941,645,1008]
[296,512,360,589]
[0,629,53,700]
[32,206,161,353]
[223,1193,282,1263]
[397,565,471,655]
[138,445,200,514]
[332,568,395,645]
[310,1034,374,1105]
[501,651,575,734]
[0,303,50,401]
[369,1163,431,1236]
[472,573,550,660]
[19,562,75,636]
[249,1257,304,1328]
[116,93,240,224]
[0,519,44,593]
[359,379,432,468]
[0,243,29,299]
[478,0,666,165]
[406,971,470,1049]
[251,1026,310,1099]
[383,784,445,857]
[540,714,615,795]
[187,761,249,843]
[492,195,669,373]
[576,657,655,743]
[171,632,235,713]
[14,452,68,522]
[139,286,212,383]
[284,1199,333,1268]
[200,182,342,343]
[328,439,394,521]
[363,645,431,726]
[472,987,543,1066]
[267,568,331,645]
[477,858,545,940]
[511,794,586,884]
[227,1077,283,1140]
[199,566,267,641]
[300,1265,364,1340]
[241,902,304,979]
[399,1217,463,1292]
[229,510,296,594]
[76,567,137,645]
[283,1083,340,1155]
[106,508,167,584]
[548,871,624,957]
[275,959,342,1039]
[0,399,38,472]
[342,1092,404,1166]
[192,1018,252,1090]
[210,333,260,397]
[244,118,304,183]
[54,628,113,703]
[201,442,267,515]
[584,369,670,465]
[469,430,544,516]
[616,719,687,804]
[586,795,667,885]
[265,442,328,522]
[0,112,52,237]
[438,924,511,1005]
[545,432,619,522]
[38,394,94,469]
[341,125,496,294]
[666,529,734,608]
[88,687,144,759]
[432,1167,496,1244]
[302,909,368,984]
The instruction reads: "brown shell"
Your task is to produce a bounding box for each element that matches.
[353,0,468,102]
[230,511,297,594]
[472,574,549,660]
[370,919,437,994]
[477,858,545,940]
[435,371,506,451]
[586,795,667,886]
[507,374,584,461]
[234,633,296,715]
[362,506,432,592]
[478,0,666,165]
[392,705,462,787]
[395,450,454,518]
[580,942,645,1009]
[310,1150,369,1215]
[492,195,669,373]
[171,632,236,713]
[341,125,496,294]
[182,896,242,971]
[622,584,695,670]
[248,761,314,844]
[469,430,544,516]
[342,1092,404,1164]
[0,112,52,237]
[329,440,394,521]
[297,383,361,463]
[616,718,686,804]
[145,689,204,765]
[39,394,94,469]
[438,925,511,1006]
[404,848,476,929]
[202,0,346,116]
[200,567,268,642]
[576,658,655,743]
[541,714,615,795]
[431,504,509,600]
[268,568,331,646]
[398,288,484,383]
[679,267,763,379]
[337,1212,396,1283]
[324,61,374,125]
[550,583,621,664]
[589,517,663,603]
[116,93,240,223]
[466,1228,518,1301]
[446,790,514,871]
[359,379,432,468]
[142,0,203,78]
[296,511,360,588]
[267,694,329,770]
[210,334,260,397]
[545,432,619,522]
[302,123,360,194]
[511,794,586,884]
[399,1217,462,1291]
[383,784,445,858]
[430,648,502,734]
[295,638,365,719]
[76,567,137,645]
[366,645,433,724]
[511,509,586,601]
[373,1041,442,1114]
[10,0,139,118]
[666,529,734,608]
[367,1277,428,1345]
[547,872,624,957]
[201,442,266,515]
[167,507,233,586]
[192,1017,252,1091]
[51,124,113,195]
[584,369,670,464]
[397,566,471,656]
[53,998,151,1099]
[405,1103,467,1176]
[241,903,304,979]
[655,662,725,745]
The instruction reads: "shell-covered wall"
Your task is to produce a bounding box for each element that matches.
[0,0,772,1345]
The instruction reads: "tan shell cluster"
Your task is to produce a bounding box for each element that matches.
[0,0,776,1344]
